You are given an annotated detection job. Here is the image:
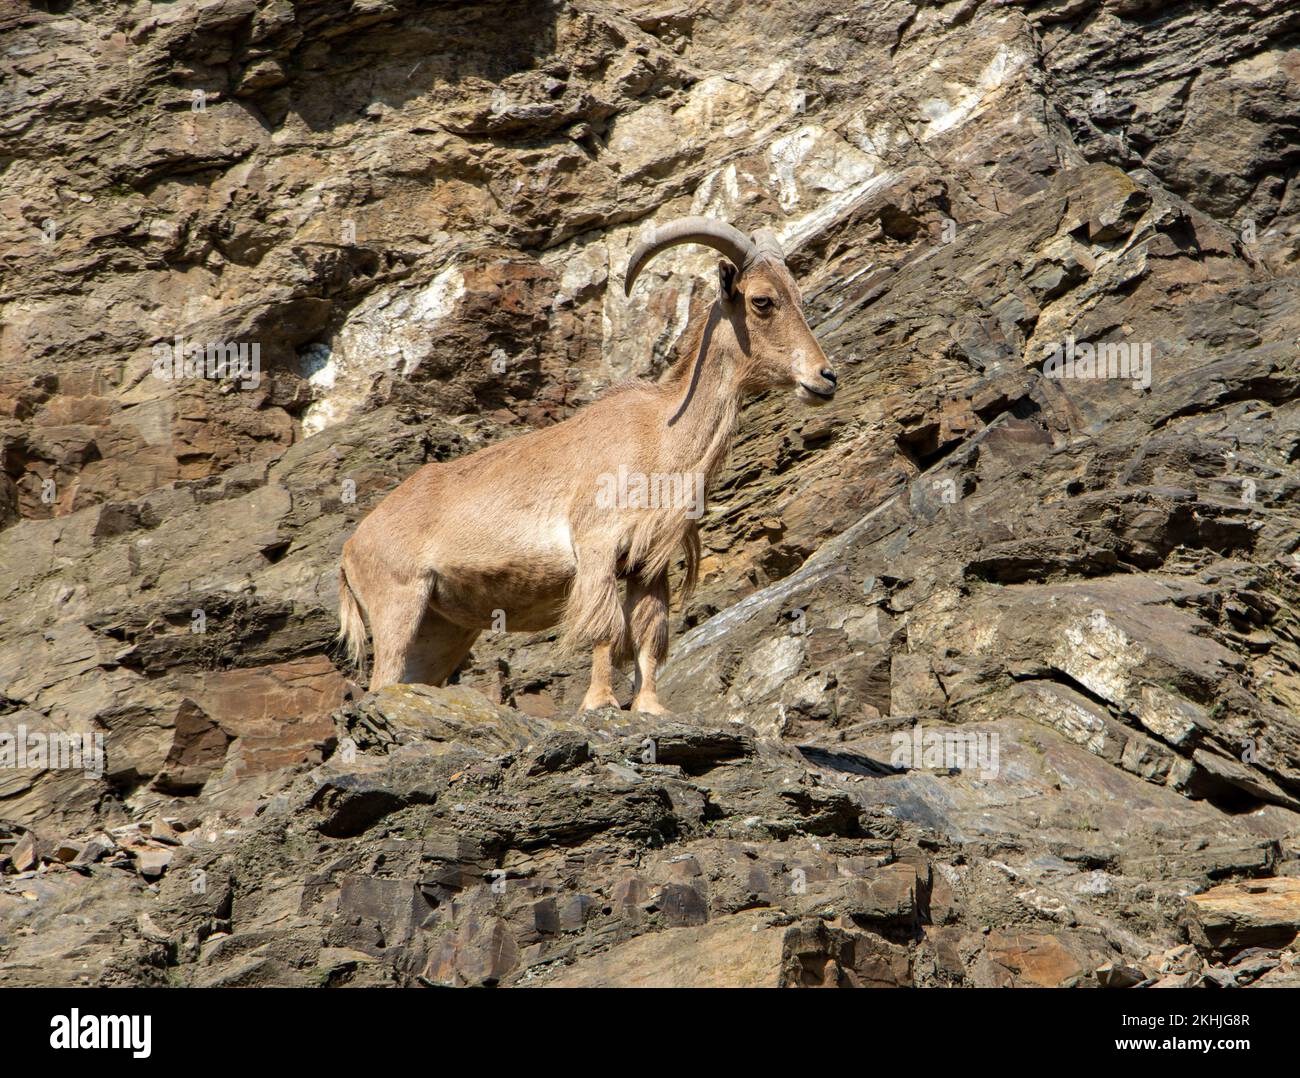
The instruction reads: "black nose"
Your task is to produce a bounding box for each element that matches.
[820,368,837,385]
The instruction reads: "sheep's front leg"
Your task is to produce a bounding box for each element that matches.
[580,641,621,710]
[628,572,670,715]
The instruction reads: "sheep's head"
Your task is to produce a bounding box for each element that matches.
[624,217,837,407]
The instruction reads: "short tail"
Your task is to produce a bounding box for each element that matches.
[337,564,369,679]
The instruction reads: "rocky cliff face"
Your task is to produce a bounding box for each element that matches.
[3,0,1300,987]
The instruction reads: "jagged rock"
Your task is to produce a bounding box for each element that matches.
[69,836,113,867]
[781,919,912,988]
[51,840,82,864]
[1096,962,1148,989]
[3,0,1300,989]
[547,910,786,988]
[1154,944,1205,976]
[839,863,919,928]
[1183,878,1300,958]
[1229,948,1281,985]
[330,876,434,959]
[1153,971,1205,989]
[525,733,590,775]
[153,700,234,795]
[423,906,519,988]
[135,848,174,880]
[1203,966,1240,988]
[307,746,442,838]
[632,728,754,772]
[654,883,708,928]
[972,930,1113,989]
[343,685,551,755]
[1251,957,1300,988]
[8,832,41,872]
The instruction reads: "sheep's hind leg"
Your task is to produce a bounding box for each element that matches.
[368,582,434,691]
[580,641,621,711]
[628,572,670,715]
[405,607,480,687]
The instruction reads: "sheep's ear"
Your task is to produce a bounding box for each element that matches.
[718,259,740,301]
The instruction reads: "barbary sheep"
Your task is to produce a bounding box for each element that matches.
[338,216,837,712]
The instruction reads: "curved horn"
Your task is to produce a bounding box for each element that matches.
[623,216,759,297]
[751,227,783,260]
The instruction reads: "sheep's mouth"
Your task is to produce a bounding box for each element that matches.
[798,381,835,402]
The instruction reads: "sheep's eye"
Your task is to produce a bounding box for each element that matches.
[750,295,774,312]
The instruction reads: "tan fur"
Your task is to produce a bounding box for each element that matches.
[338,247,835,710]
[337,565,368,675]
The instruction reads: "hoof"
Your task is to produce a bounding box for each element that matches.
[580,694,621,712]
